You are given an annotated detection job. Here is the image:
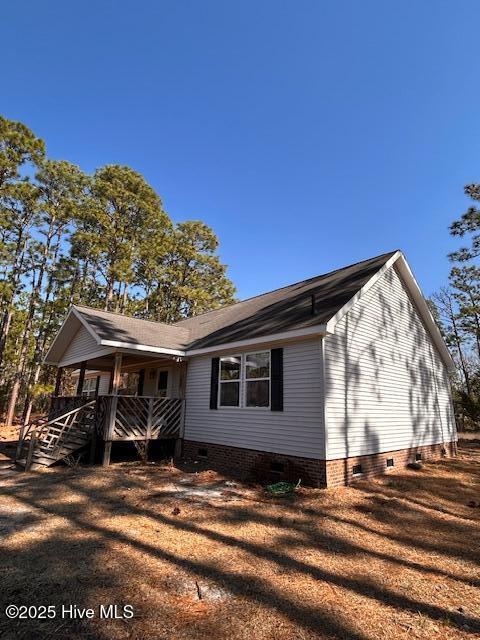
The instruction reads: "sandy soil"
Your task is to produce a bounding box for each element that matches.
[0,443,479,640]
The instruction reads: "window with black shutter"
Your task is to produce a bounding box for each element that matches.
[210,357,220,409]
[271,348,283,411]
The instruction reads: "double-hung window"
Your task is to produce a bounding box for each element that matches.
[82,377,97,397]
[245,351,270,407]
[219,356,241,406]
[218,351,270,408]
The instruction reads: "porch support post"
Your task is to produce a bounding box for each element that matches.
[54,367,63,396]
[143,397,153,463]
[89,426,97,464]
[174,361,187,459]
[76,361,87,396]
[174,399,185,459]
[103,352,122,467]
[103,441,112,468]
[112,352,122,395]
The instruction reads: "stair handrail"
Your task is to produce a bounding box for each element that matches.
[16,400,96,463]
[43,401,96,456]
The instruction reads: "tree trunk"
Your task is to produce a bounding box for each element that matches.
[105,276,115,311]
[0,235,28,369]
[451,309,472,395]
[21,242,61,425]
[5,220,55,426]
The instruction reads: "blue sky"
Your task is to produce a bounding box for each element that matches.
[2,0,479,299]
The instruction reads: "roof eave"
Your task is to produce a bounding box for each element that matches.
[185,324,329,356]
[99,339,186,357]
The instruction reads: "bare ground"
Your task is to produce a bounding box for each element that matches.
[0,443,479,640]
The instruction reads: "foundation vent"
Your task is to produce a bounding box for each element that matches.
[270,461,285,474]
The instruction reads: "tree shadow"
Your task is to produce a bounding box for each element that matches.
[323,263,456,486]
[1,458,479,639]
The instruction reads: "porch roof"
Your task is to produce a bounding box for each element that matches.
[44,306,189,366]
[75,306,190,351]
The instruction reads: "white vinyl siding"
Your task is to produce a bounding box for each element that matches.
[61,326,98,364]
[98,373,110,395]
[324,264,456,460]
[143,365,183,398]
[184,338,325,458]
[77,372,110,395]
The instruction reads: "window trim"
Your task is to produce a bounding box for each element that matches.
[217,350,271,409]
[81,377,97,397]
[218,354,242,408]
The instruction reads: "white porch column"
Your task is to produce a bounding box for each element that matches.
[103,352,123,466]
[111,352,122,395]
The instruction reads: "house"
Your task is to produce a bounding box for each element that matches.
[42,250,457,486]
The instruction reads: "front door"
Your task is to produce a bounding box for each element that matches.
[157,369,171,398]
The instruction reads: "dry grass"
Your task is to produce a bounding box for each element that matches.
[0,443,479,640]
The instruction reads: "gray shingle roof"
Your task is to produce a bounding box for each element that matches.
[74,306,190,351]
[74,251,397,352]
[175,251,397,349]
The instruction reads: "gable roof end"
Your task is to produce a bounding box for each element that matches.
[323,251,454,372]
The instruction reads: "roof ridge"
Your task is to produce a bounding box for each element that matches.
[174,249,399,326]
[73,304,190,333]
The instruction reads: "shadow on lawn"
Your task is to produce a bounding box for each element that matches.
[1,451,480,640]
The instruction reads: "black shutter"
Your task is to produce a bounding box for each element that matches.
[271,348,283,411]
[137,369,145,396]
[94,375,101,398]
[210,357,220,409]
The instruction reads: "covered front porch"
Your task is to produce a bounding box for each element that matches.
[52,348,186,466]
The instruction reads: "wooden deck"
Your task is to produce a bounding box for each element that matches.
[50,395,185,442]
[46,394,186,466]
[96,395,184,441]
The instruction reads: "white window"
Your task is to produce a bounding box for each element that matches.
[219,355,241,407]
[245,351,270,407]
[218,351,270,408]
[82,377,97,397]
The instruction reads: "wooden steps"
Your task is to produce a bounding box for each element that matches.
[16,400,96,469]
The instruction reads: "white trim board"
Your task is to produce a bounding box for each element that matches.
[99,339,185,357]
[185,324,329,356]
[71,307,104,342]
[51,347,115,368]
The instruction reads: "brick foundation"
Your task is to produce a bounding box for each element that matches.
[325,440,457,487]
[182,440,327,487]
[181,440,457,488]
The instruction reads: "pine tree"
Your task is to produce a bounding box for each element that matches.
[0,116,236,424]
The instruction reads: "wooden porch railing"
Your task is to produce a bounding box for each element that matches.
[50,395,90,418]
[96,395,184,441]
[16,400,96,469]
